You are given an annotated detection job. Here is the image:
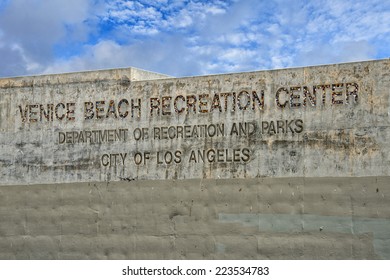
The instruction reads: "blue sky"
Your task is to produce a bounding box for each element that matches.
[0,0,389,77]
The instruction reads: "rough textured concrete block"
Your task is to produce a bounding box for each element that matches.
[0,60,389,259]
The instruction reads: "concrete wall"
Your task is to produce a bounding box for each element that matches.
[1,60,390,184]
[0,177,389,259]
[0,60,389,259]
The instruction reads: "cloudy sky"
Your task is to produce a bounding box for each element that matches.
[0,0,389,78]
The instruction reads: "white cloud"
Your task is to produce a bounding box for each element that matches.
[296,40,376,67]
[44,40,126,74]
[0,0,388,78]
[43,37,202,76]
[216,32,253,46]
[0,0,93,76]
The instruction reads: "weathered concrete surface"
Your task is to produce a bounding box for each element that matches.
[0,177,389,259]
[0,59,389,184]
[0,60,390,259]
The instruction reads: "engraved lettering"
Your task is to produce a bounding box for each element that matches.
[106,100,118,118]
[84,102,94,120]
[150,97,160,116]
[276,87,288,108]
[252,90,264,110]
[55,103,66,120]
[237,90,250,110]
[95,101,105,119]
[161,96,172,116]
[346,83,358,104]
[290,87,301,108]
[303,86,316,107]
[199,94,209,113]
[118,99,129,118]
[174,95,185,114]
[131,99,141,118]
[332,84,344,104]
[40,104,54,122]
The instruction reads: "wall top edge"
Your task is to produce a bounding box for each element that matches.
[0,58,389,88]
